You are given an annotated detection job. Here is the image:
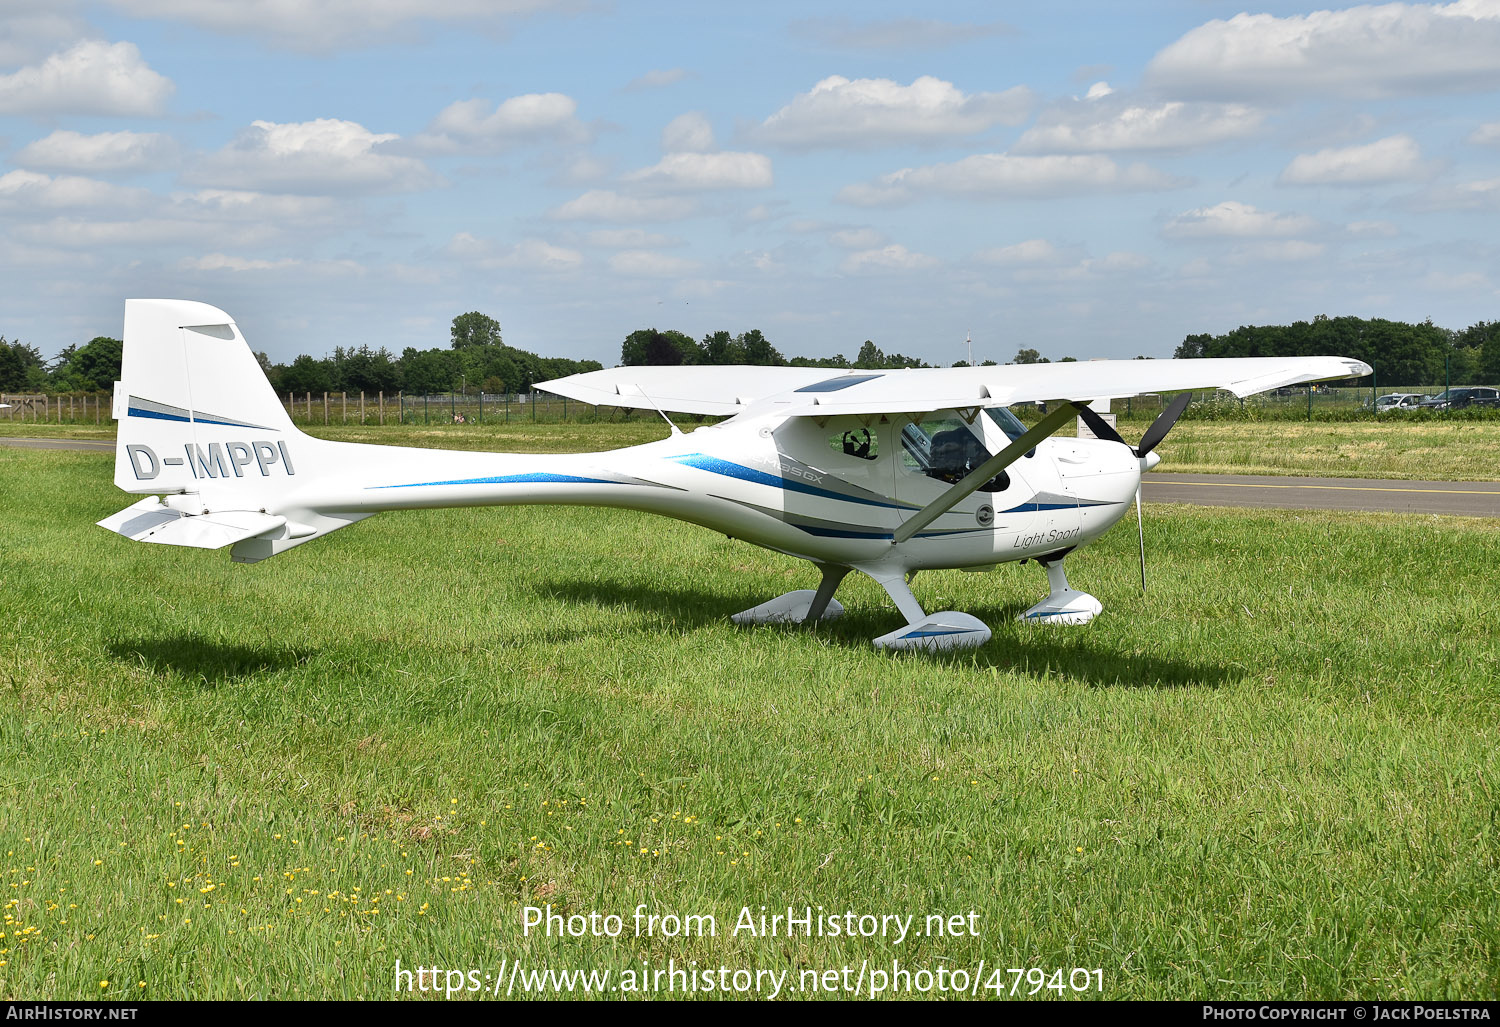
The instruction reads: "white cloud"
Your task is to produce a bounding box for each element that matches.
[973,239,1064,265]
[839,154,1183,206]
[789,18,1015,51]
[0,4,90,66]
[623,151,772,191]
[1089,251,1153,273]
[662,112,715,153]
[1421,269,1492,291]
[414,93,585,152]
[756,75,1032,149]
[1279,135,1436,186]
[187,119,440,194]
[443,232,583,272]
[1084,81,1114,100]
[607,250,700,277]
[1015,100,1264,153]
[170,189,342,225]
[7,186,346,250]
[503,239,584,273]
[100,0,576,51]
[179,253,302,273]
[624,68,691,91]
[1402,176,1500,210]
[841,244,939,273]
[0,169,149,211]
[1009,250,1155,283]
[549,189,697,222]
[0,40,173,116]
[1346,220,1400,238]
[14,129,179,174]
[1469,121,1500,144]
[828,228,886,250]
[1163,200,1320,239]
[585,229,680,248]
[1147,1,1500,100]
[1235,240,1327,263]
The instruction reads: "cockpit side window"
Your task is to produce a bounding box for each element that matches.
[899,417,1009,491]
[829,426,878,461]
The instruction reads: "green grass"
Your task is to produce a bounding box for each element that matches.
[1,442,1498,1001]
[1153,421,1500,480]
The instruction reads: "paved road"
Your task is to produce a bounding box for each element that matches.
[1145,473,1500,518]
[0,436,114,452]
[6,437,1497,517]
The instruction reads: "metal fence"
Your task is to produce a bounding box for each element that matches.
[0,392,112,423]
[2,383,1492,426]
[1107,384,1482,421]
[276,391,671,426]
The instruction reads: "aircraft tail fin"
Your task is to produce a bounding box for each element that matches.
[102,299,364,561]
[111,299,302,496]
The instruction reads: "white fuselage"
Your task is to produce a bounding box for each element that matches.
[246,408,1143,574]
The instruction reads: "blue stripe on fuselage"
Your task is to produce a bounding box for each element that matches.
[366,472,618,489]
[668,453,906,509]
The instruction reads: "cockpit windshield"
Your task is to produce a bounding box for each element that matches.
[983,406,1029,443]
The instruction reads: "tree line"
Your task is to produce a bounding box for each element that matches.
[0,312,605,397]
[1175,315,1500,386]
[619,329,931,369]
[4,311,1498,396]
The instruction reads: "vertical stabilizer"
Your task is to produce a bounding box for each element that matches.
[113,299,300,497]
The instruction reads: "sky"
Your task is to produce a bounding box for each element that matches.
[1,0,1498,367]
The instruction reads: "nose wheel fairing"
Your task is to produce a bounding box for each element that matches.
[1017,557,1102,626]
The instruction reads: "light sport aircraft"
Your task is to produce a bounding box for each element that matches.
[100,299,1371,651]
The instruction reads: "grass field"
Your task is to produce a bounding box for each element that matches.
[6,417,1500,481]
[1,437,1497,1001]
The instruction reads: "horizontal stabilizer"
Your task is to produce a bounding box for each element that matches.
[98,497,286,550]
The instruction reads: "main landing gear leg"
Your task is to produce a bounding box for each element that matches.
[862,565,991,652]
[1018,556,1102,626]
[803,564,850,622]
[730,563,849,626]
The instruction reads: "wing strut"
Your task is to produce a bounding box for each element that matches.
[892,401,1084,545]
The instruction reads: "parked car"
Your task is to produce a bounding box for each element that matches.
[1418,387,1500,410]
[1375,393,1425,413]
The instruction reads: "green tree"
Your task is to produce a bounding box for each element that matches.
[279,353,333,394]
[737,329,782,366]
[621,329,698,366]
[1012,348,1046,364]
[399,347,458,394]
[451,311,502,350]
[52,336,122,391]
[331,344,400,393]
[0,337,47,391]
[698,330,740,364]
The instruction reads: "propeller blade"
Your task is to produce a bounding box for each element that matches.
[1076,405,1127,446]
[1135,486,1147,592]
[1135,392,1192,458]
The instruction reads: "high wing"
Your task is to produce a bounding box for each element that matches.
[538,356,1372,418]
[535,365,837,415]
